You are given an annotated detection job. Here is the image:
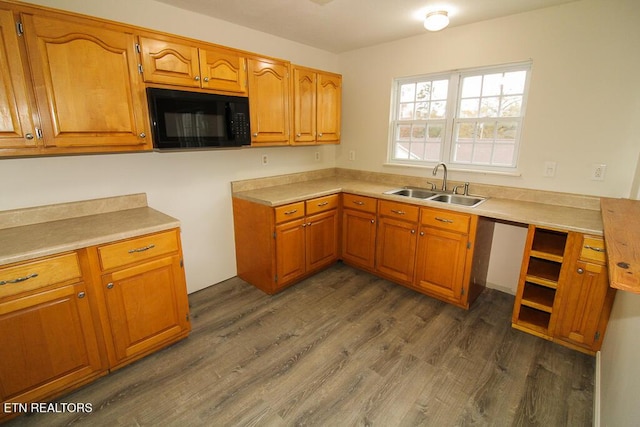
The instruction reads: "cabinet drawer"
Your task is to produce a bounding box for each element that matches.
[343,193,377,214]
[274,202,305,224]
[580,235,606,264]
[378,200,419,222]
[98,230,179,271]
[421,208,471,234]
[0,253,81,299]
[306,194,339,215]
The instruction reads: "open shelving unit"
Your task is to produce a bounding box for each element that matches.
[512,226,570,338]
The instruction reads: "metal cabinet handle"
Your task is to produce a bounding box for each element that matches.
[411,229,416,234]
[435,217,454,223]
[106,282,114,289]
[139,132,146,138]
[420,231,425,236]
[128,244,155,253]
[194,76,200,81]
[253,133,258,137]
[284,209,298,215]
[391,209,406,215]
[370,219,375,224]
[0,273,38,286]
[317,201,329,207]
[296,133,301,137]
[577,268,584,274]
[203,77,209,82]
[77,291,86,298]
[353,200,365,206]
[25,133,34,140]
[318,133,323,137]
[584,245,605,253]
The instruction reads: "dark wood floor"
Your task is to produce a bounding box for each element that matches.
[7,262,595,426]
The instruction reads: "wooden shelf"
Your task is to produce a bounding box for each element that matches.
[515,306,551,335]
[521,282,555,313]
[527,257,562,284]
[531,228,567,260]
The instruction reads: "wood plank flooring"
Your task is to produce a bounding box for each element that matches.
[7,262,595,426]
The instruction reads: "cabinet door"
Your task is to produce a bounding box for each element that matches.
[199,47,247,95]
[0,9,38,152]
[21,13,150,150]
[101,255,190,366]
[0,284,104,404]
[555,260,614,350]
[316,72,341,143]
[375,217,418,285]
[415,227,468,303]
[247,58,290,145]
[275,218,306,286]
[138,36,201,87]
[292,67,316,144]
[342,208,376,270]
[306,209,338,271]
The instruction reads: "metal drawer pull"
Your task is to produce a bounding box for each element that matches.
[317,201,329,207]
[0,273,38,286]
[128,244,155,253]
[584,245,605,253]
[435,217,454,223]
[391,209,406,215]
[352,201,365,206]
[284,209,298,215]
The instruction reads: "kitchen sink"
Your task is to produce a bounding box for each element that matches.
[428,194,486,207]
[384,187,437,199]
[384,187,487,208]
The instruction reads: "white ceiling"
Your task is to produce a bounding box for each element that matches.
[154,0,580,53]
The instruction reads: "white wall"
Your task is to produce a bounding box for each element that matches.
[0,0,339,293]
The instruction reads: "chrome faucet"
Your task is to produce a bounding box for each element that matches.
[432,163,448,192]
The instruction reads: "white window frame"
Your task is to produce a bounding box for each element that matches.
[388,61,532,173]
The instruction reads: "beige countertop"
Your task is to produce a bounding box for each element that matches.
[0,194,180,267]
[233,176,604,235]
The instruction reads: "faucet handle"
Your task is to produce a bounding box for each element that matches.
[452,184,463,195]
[426,181,436,190]
[453,182,470,195]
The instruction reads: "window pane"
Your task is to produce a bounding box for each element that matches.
[453,143,473,163]
[482,73,502,96]
[415,102,430,119]
[479,122,496,140]
[430,101,446,119]
[400,83,415,102]
[412,125,426,140]
[492,144,515,166]
[456,122,476,140]
[503,71,526,95]
[427,124,443,139]
[473,143,492,164]
[432,80,448,100]
[460,99,479,118]
[394,142,409,159]
[480,97,499,117]
[399,103,414,120]
[461,75,481,98]
[425,143,441,161]
[416,82,431,100]
[500,96,522,117]
[397,124,411,140]
[409,143,426,160]
[497,122,518,140]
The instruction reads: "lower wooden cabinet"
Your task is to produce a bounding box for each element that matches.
[0,228,190,420]
[341,194,377,271]
[233,194,339,294]
[0,252,106,422]
[375,200,419,285]
[512,227,616,354]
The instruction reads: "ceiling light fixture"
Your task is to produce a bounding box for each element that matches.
[424,10,449,32]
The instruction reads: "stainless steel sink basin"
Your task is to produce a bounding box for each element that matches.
[384,186,487,208]
[384,187,437,199]
[429,194,486,207]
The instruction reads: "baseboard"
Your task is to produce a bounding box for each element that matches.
[594,350,601,427]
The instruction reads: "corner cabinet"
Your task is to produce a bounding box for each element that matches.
[247,57,291,146]
[18,10,151,154]
[138,35,248,95]
[291,66,342,145]
[512,226,616,354]
[233,194,339,294]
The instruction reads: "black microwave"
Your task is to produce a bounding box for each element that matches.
[146,88,251,150]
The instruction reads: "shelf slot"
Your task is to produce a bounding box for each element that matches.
[521,282,555,313]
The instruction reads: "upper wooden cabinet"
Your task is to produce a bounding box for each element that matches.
[18,11,151,153]
[0,8,38,153]
[247,57,291,146]
[292,66,341,145]
[138,36,248,95]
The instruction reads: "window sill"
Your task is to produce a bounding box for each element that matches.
[382,162,522,177]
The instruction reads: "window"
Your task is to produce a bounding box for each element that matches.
[389,62,531,172]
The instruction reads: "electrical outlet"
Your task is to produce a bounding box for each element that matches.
[261,154,268,166]
[543,161,556,177]
[348,150,356,161]
[591,163,606,181]
[314,151,320,161]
